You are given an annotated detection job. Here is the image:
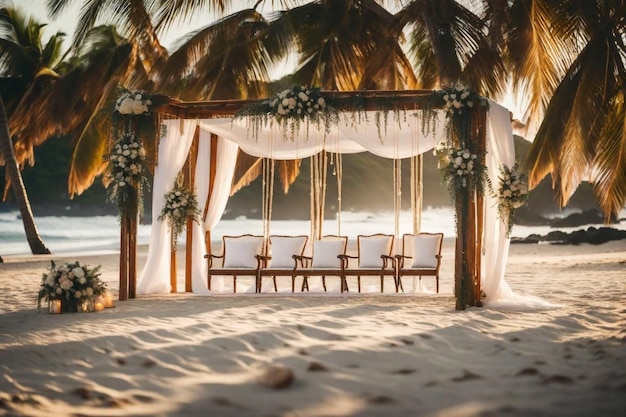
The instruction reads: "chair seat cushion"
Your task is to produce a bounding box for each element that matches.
[269,236,307,268]
[312,240,344,268]
[358,236,392,268]
[410,235,440,268]
[223,237,263,268]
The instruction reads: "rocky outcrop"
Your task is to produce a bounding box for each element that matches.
[512,226,626,245]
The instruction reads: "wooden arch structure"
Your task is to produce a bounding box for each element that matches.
[119,89,488,310]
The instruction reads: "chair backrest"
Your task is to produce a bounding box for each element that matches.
[268,235,308,268]
[357,234,394,268]
[221,234,264,268]
[402,233,443,269]
[311,235,348,268]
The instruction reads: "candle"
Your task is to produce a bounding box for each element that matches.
[104,292,114,308]
[49,299,62,314]
[94,296,105,312]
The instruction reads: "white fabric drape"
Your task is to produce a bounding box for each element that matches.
[196,111,446,160]
[137,119,197,294]
[189,131,239,294]
[482,101,556,310]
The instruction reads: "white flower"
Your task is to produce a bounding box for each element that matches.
[86,287,94,296]
[79,277,87,285]
[72,267,85,279]
[74,290,82,298]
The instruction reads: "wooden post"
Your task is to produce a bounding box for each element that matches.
[474,105,487,307]
[119,214,128,301]
[184,127,200,292]
[203,134,219,256]
[128,212,137,299]
[170,230,177,292]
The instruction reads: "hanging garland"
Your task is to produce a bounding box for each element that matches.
[435,83,490,206]
[107,86,158,218]
[106,131,150,215]
[158,174,201,245]
[236,85,338,141]
[496,162,529,237]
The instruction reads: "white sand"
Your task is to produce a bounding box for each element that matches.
[0,239,625,416]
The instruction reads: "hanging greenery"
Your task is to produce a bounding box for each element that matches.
[436,141,489,201]
[496,162,529,237]
[105,131,150,216]
[107,86,158,218]
[158,174,201,245]
[235,85,339,141]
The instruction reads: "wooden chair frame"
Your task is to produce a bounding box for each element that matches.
[204,234,264,293]
[339,234,396,293]
[395,233,443,293]
[256,235,308,293]
[294,235,349,293]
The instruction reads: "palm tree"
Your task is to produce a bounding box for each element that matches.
[0,7,64,254]
[511,0,626,219]
[0,6,134,254]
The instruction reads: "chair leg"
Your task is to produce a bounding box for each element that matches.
[301,277,309,291]
[208,275,211,291]
[291,275,296,293]
[233,276,237,293]
[380,275,384,293]
[322,276,327,291]
[357,276,361,293]
[273,276,278,292]
[397,276,404,292]
[436,275,439,293]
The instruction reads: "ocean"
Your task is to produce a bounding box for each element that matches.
[1,208,624,256]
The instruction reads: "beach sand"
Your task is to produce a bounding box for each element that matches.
[0,239,625,416]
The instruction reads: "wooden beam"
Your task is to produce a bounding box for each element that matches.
[185,127,200,292]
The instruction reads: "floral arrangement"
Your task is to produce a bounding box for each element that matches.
[438,142,489,199]
[158,175,201,244]
[236,85,336,140]
[269,85,327,120]
[497,162,529,237]
[106,132,149,213]
[115,88,152,116]
[38,261,106,312]
[441,83,477,117]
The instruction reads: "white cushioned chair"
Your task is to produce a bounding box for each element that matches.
[395,233,444,293]
[204,234,264,293]
[256,235,308,292]
[294,235,348,292]
[339,234,395,292]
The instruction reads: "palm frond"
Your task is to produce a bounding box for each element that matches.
[590,94,626,219]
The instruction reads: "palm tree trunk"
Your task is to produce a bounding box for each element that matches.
[0,95,50,255]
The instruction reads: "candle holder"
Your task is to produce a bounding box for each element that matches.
[104,292,115,308]
[94,296,105,312]
[79,299,93,313]
[49,299,62,314]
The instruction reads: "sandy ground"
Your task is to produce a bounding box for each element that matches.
[0,239,625,417]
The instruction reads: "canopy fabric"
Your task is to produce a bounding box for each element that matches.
[195,110,447,160]
[137,102,532,306]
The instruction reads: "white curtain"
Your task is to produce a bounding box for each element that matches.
[482,101,556,310]
[197,111,446,160]
[189,131,239,294]
[137,119,197,294]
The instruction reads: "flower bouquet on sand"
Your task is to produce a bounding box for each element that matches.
[158,175,201,245]
[38,261,107,313]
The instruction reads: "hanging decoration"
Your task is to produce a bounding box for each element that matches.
[106,131,149,215]
[158,174,201,245]
[107,86,158,217]
[496,162,529,237]
[236,85,337,141]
